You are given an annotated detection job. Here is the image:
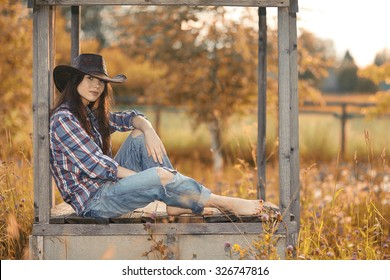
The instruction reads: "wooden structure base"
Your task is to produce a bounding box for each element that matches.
[30,202,297,259]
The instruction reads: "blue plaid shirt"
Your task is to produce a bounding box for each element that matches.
[49,103,144,215]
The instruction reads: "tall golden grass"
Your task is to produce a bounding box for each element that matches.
[0,110,389,259]
[296,152,390,260]
[0,132,34,260]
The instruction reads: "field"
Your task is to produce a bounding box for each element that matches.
[115,103,390,165]
[0,103,389,259]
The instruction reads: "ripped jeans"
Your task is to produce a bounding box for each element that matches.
[82,133,211,218]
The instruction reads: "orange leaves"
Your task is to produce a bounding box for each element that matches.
[0,2,33,149]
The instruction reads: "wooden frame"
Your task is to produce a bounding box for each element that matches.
[35,0,290,7]
[31,0,300,259]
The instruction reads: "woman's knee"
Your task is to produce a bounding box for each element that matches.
[156,167,174,186]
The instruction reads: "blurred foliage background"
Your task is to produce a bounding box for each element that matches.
[1,2,389,166]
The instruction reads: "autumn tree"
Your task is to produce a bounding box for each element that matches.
[374,48,390,66]
[176,7,258,173]
[0,1,33,152]
[57,5,119,50]
[359,62,390,86]
[115,6,200,102]
[101,46,165,102]
[359,60,390,115]
[115,6,259,173]
[337,50,359,93]
[298,31,335,103]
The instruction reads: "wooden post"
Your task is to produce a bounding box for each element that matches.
[289,0,300,230]
[277,6,291,219]
[71,6,80,61]
[340,103,347,160]
[49,4,56,209]
[257,7,267,201]
[33,4,55,224]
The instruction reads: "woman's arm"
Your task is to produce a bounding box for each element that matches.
[132,115,167,164]
[117,166,137,178]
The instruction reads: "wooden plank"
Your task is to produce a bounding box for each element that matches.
[33,222,272,236]
[49,8,56,209]
[290,0,298,12]
[110,212,143,223]
[29,235,44,260]
[50,214,264,224]
[50,213,262,224]
[33,4,55,224]
[289,1,300,230]
[65,216,110,224]
[168,215,204,223]
[35,0,290,7]
[257,7,267,201]
[71,6,80,61]
[33,6,39,221]
[204,214,260,223]
[277,7,291,218]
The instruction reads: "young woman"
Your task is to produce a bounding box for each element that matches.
[50,53,265,219]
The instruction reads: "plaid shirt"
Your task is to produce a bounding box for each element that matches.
[49,103,144,215]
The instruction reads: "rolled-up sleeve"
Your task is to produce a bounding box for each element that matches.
[109,109,145,133]
[52,113,118,181]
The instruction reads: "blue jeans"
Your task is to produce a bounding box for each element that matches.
[82,133,211,218]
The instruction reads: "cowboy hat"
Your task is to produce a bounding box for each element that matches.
[53,53,127,92]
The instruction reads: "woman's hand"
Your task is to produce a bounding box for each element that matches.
[143,127,167,164]
[132,116,167,164]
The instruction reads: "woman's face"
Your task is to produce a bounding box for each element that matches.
[77,75,106,106]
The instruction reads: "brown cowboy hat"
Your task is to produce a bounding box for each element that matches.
[53,53,127,92]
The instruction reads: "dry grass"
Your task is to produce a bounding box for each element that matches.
[296,160,390,260]
[0,134,34,260]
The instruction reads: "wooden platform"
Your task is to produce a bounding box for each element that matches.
[50,201,279,224]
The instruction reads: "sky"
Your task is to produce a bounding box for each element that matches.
[291,0,390,67]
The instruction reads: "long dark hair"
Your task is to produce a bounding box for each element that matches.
[51,74,114,156]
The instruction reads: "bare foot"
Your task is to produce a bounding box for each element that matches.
[226,198,263,216]
[206,194,264,216]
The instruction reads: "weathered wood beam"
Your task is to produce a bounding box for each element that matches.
[289,0,300,230]
[29,236,44,260]
[257,7,267,201]
[277,6,291,219]
[35,0,290,7]
[71,6,80,61]
[33,4,55,224]
[32,222,296,236]
[49,5,56,209]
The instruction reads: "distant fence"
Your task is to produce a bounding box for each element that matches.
[301,101,390,159]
